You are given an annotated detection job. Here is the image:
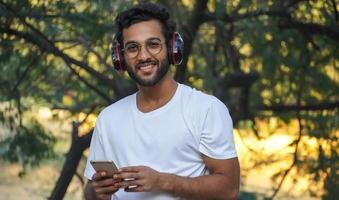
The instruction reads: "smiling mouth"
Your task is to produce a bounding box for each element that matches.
[137,61,158,71]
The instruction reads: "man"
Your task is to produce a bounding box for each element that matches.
[84,3,240,200]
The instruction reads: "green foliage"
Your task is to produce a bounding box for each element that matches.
[238,191,259,200]
[0,119,56,176]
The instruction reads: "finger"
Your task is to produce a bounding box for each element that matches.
[92,171,108,181]
[125,185,145,192]
[112,177,123,184]
[115,179,143,189]
[119,166,144,172]
[92,178,115,188]
[114,172,140,180]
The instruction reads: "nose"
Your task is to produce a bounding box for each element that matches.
[137,45,152,60]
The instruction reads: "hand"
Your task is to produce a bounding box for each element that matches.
[91,171,120,200]
[114,166,162,192]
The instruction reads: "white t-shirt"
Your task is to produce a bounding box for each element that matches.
[84,83,237,200]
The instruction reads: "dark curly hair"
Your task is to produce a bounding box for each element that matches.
[114,3,176,47]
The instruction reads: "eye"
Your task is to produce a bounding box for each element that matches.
[147,41,161,49]
[125,44,139,52]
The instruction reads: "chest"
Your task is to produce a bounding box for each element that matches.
[104,109,199,166]
[122,111,192,148]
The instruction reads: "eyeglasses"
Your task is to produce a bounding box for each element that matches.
[123,39,165,59]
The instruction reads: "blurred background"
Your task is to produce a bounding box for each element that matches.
[0,0,338,199]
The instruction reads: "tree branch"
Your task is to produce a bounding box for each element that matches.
[0,6,115,30]
[0,2,125,97]
[174,0,208,83]
[65,62,112,103]
[49,129,93,200]
[202,9,289,23]
[78,106,96,125]
[11,53,41,93]
[279,19,339,41]
[270,47,308,199]
[74,171,85,186]
[285,0,310,9]
[77,37,112,72]
[202,5,339,41]
[223,71,260,88]
[257,101,339,112]
[329,0,338,23]
[51,102,102,113]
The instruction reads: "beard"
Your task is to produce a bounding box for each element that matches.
[126,57,170,87]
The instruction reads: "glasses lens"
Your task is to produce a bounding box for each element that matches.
[146,40,162,55]
[125,43,139,58]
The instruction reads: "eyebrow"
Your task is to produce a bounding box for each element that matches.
[124,37,162,46]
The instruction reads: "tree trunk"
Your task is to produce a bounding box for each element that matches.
[174,0,208,83]
[49,128,92,200]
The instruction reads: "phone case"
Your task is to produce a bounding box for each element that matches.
[90,161,118,176]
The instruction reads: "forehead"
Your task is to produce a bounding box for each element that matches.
[122,20,165,44]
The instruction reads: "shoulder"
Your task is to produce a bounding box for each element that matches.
[179,84,228,112]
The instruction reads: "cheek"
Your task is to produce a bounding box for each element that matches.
[123,56,134,68]
[162,46,168,56]
[157,49,168,61]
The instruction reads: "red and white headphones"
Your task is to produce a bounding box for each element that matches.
[111,32,184,71]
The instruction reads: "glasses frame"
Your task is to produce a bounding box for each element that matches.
[122,39,166,59]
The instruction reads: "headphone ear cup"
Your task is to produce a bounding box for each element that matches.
[169,32,184,65]
[111,40,125,71]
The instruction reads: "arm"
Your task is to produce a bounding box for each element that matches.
[115,156,240,200]
[163,155,240,200]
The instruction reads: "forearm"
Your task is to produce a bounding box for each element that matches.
[159,173,239,200]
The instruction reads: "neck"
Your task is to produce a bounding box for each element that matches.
[136,72,178,112]
[137,72,177,101]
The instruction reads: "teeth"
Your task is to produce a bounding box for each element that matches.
[140,65,153,70]
[143,65,151,68]
[138,63,155,70]
[138,62,157,68]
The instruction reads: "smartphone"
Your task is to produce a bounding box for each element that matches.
[90,160,118,176]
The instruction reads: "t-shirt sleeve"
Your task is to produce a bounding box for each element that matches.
[83,118,106,180]
[198,99,237,159]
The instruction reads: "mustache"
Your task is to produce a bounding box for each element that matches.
[136,60,158,68]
